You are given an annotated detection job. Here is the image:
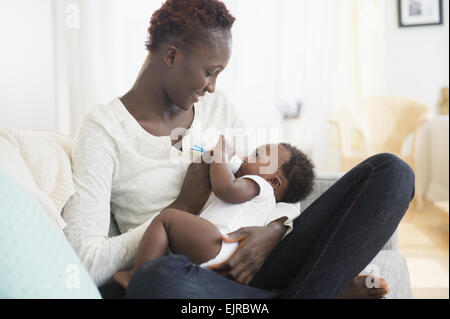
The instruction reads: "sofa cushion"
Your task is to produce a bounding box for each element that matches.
[0,169,100,298]
[362,250,412,299]
[0,129,75,230]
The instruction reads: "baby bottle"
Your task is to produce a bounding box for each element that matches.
[228,154,243,174]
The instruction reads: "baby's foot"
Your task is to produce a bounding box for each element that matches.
[338,275,390,299]
[113,270,134,289]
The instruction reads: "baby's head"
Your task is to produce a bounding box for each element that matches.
[235,143,315,203]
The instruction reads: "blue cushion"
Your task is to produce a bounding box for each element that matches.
[0,169,101,298]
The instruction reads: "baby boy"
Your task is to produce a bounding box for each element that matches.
[114,135,315,288]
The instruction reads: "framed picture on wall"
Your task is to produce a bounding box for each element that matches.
[398,0,443,27]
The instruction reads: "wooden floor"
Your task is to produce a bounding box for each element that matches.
[398,199,449,299]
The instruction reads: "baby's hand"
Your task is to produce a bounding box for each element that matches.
[213,135,235,163]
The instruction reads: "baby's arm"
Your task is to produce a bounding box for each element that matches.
[210,135,260,204]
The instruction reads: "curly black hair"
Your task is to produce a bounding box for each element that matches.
[146,0,236,52]
[279,143,315,204]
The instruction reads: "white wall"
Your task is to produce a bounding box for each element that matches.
[383,0,449,201]
[384,0,449,110]
[0,0,56,130]
[1,1,448,142]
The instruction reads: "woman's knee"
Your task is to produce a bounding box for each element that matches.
[371,153,415,199]
[126,255,193,298]
[370,153,413,175]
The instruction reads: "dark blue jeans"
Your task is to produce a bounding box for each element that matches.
[126,153,415,299]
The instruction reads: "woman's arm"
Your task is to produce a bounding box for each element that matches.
[165,161,213,215]
[63,118,151,286]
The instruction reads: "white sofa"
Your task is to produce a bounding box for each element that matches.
[0,129,412,298]
[105,172,413,298]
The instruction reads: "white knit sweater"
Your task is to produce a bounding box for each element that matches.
[62,89,300,286]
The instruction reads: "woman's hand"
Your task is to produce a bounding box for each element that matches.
[167,161,212,215]
[209,217,288,284]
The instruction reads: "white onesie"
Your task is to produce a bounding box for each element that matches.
[198,175,276,268]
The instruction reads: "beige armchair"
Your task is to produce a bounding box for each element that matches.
[329,97,432,209]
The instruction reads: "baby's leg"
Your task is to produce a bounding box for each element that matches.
[134,208,223,271]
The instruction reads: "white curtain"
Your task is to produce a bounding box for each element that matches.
[52,0,117,134]
[52,0,385,171]
[51,0,161,134]
[331,0,385,108]
[328,0,386,167]
[220,0,385,171]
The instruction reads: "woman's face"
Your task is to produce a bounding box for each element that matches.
[163,30,232,110]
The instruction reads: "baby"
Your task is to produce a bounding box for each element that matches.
[114,135,315,288]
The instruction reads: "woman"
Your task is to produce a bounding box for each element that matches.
[63,0,414,299]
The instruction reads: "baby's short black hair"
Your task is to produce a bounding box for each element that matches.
[279,143,315,204]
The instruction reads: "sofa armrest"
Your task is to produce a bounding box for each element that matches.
[361,250,412,299]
